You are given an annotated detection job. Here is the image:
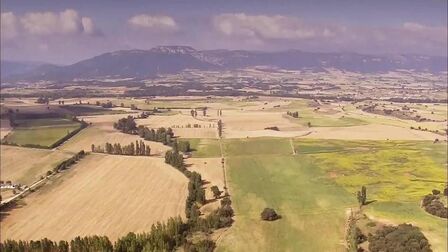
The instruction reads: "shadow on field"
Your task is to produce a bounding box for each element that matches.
[365,200,377,205]
[0,201,26,221]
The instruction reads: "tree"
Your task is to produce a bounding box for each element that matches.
[218,120,223,138]
[261,208,280,221]
[210,186,221,199]
[357,186,367,206]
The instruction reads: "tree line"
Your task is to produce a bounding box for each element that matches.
[217,120,223,138]
[53,150,86,173]
[287,111,299,118]
[36,97,50,104]
[164,148,233,232]
[0,216,215,252]
[137,125,175,146]
[114,117,193,154]
[114,116,138,134]
[91,140,151,156]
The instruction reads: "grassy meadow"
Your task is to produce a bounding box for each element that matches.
[183,138,222,158]
[4,118,81,147]
[217,138,447,252]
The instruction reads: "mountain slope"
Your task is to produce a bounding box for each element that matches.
[4,46,447,81]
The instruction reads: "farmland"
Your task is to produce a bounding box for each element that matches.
[0,145,72,186]
[1,154,188,241]
[3,118,82,147]
[0,95,447,251]
[216,138,447,251]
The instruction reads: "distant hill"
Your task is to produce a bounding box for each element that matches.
[1,60,56,79]
[3,46,447,81]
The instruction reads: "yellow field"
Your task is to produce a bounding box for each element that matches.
[0,145,72,186]
[1,154,188,241]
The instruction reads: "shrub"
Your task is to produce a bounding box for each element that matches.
[184,239,215,252]
[368,224,432,252]
[261,208,280,221]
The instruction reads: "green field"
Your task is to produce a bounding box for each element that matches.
[218,139,354,251]
[223,138,292,156]
[182,138,222,158]
[4,118,82,147]
[217,138,447,252]
[61,105,128,116]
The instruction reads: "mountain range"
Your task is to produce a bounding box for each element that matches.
[2,46,447,82]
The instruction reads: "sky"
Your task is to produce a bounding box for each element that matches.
[1,0,447,64]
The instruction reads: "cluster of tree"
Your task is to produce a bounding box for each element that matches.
[165,150,186,172]
[217,120,223,138]
[368,224,432,252]
[114,116,137,134]
[210,185,222,199]
[357,186,367,206]
[190,110,198,117]
[137,112,151,119]
[191,197,234,232]
[185,124,203,128]
[176,141,191,153]
[184,240,216,252]
[260,208,281,221]
[287,111,299,118]
[96,101,114,108]
[36,97,50,104]
[217,110,223,116]
[137,125,175,146]
[352,227,367,248]
[92,141,151,156]
[422,189,447,219]
[115,217,187,252]
[53,150,86,173]
[185,172,206,219]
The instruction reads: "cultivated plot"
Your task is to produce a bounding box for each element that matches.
[3,118,81,147]
[0,145,72,186]
[1,154,188,241]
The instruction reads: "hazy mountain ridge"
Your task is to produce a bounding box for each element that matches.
[2,46,447,81]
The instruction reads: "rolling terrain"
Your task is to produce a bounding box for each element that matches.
[3,46,447,81]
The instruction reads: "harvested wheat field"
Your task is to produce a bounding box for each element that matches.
[221,110,300,132]
[302,124,441,140]
[137,113,217,138]
[186,158,225,214]
[1,154,188,241]
[60,125,170,156]
[187,158,225,190]
[0,145,72,186]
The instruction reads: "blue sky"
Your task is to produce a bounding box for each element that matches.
[1,0,447,64]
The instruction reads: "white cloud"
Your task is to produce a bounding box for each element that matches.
[213,13,339,41]
[128,14,178,32]
[1,12,19,40]
[81,17,98,35]
[1,9,99,38]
